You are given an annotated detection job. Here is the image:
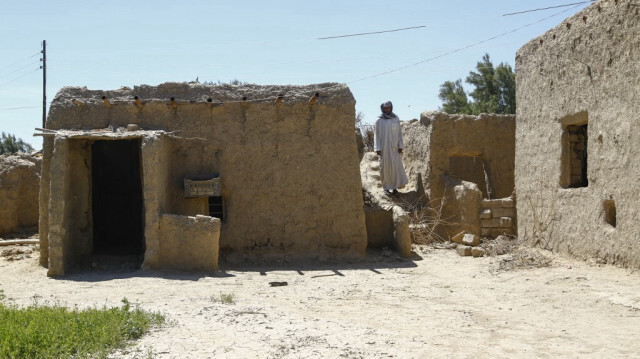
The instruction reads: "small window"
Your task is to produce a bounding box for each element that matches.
[208,196,224,221]
[603,199,616,227]
[560,113,588,188]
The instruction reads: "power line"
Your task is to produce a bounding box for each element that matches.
[227,4,584,104]
[0,68,40,88]
[346,4,583,85]
[0,61,40,80]
[318,25,428,40]
[502,1,595,17]
[134,5,582,106]
[0,52,40,72]
[0,106,40,111]
[317,2,593,41]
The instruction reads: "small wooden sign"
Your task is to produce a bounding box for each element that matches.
[184,177,220,197]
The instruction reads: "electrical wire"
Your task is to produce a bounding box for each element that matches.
[216,4,584,103]
[318,25,428,40]
[0,68,40,89]
[346,4,583,85]
[0,3,589,108]
[0,106,39,111]
[502,1,595,16]
[0,61,40,80]
[316,2,594,41]
[0,52,40,72]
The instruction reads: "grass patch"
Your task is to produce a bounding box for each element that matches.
[210,292,236,304]
[0,296,164,359]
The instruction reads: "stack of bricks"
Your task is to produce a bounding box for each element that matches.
[479,197,516,238]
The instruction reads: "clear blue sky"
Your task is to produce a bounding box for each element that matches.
[0,0,593,149]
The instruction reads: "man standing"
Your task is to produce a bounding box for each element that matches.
[375,101,408,196]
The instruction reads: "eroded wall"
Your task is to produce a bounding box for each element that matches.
[403,112,516,238]
[0,154,41,237]
[515,0,640,268]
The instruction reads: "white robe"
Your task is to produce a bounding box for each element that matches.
[374,115,409,191]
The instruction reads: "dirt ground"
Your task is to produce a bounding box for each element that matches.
[1,243,639,359]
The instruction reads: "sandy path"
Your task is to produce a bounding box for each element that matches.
[1,245,639,358]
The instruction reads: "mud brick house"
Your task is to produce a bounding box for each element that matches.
[39,82,367,276]
[515,0,640,268]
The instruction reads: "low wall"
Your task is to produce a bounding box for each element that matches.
[158,214,220,271]
[480,197,516,238]
[0,154,41,237]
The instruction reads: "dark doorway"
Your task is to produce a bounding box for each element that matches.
[449,156,490,199]
[92,140,144,257]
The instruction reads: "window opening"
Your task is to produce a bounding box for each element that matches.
[209,196,224,221]
[560,122,588,188]
[603,199,616,227]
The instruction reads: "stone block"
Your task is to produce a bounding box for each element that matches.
[462,234,481,247]
[482,199,503,208]
[500,217,513,228]
[491,207,515,218]
[471,247,486,257]
[451,231,466,244]
[479,209,492,219]
[456,245,472,257]
[482,198,515,208]
[500,198,515,208]
[482,218,501,228]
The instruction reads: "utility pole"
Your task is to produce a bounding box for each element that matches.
[40,40,46,128]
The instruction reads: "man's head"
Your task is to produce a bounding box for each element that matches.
[381,101,393,114]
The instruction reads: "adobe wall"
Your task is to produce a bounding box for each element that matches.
[41,82,367,273]
[402,112,515,238]
[159,214,220,271]
[515,0,640,267]
[0,154,41,237]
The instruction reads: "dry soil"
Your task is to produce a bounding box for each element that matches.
[1,244,639,358]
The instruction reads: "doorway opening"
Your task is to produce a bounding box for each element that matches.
[449,156,491,199]
[91,140,144,261]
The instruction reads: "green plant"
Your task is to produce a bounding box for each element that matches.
[210,292,236,304]
[438,53,515,115]
[0,297,164,359]
[0,132,34,154]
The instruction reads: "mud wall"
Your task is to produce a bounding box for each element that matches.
[159,214,220,271]
[43,82,367,270]
[402,112,515,238]
[0,154,41,237]
[515,0,640,268]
